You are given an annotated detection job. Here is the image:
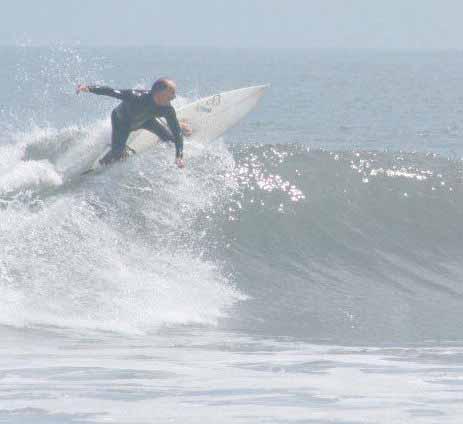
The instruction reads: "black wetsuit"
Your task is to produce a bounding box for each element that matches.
[88,85,183,164]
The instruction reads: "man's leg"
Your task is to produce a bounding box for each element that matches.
[100,110,130,165]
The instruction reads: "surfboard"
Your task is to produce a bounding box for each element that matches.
[84,84,268,173]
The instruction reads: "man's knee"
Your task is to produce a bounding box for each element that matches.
[144,120,173,142]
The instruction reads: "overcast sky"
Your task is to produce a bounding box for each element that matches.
[2,0,463,49]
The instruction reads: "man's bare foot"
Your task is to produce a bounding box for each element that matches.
[175,158,186,168]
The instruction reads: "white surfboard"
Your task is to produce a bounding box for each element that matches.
[85,84,268,173]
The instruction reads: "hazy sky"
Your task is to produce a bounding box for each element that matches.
[2,0,463,49]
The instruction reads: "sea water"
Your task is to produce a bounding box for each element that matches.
[1,46,463,423]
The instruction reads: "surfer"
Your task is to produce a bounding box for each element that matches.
[76,78,191,168]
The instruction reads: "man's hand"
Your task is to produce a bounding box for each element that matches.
[180,120,193,137]
[76,84,90,94]
[175,157,186,168]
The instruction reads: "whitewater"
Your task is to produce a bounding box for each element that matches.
[1,46,463,423]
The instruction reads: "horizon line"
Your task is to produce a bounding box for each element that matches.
[1,43,463,52]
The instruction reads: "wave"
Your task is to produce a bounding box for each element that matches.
[1,125,463,343]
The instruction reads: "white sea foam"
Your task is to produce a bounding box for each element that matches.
[0,119,242,333]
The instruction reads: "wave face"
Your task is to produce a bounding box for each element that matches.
[217,144,463,344]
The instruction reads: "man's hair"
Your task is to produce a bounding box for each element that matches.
[150,78,171,94]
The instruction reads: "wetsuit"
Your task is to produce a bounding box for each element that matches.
[88,85,183,164]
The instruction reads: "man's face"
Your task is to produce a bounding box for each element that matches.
[153,82,177,106]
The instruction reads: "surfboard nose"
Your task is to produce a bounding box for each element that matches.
[252,84,270,92]
[254,84,270,97]
[236,84,270,99]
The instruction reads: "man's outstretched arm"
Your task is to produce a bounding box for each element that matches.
[76,84,142,101]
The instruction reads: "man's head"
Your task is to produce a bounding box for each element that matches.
[151,78,176,106]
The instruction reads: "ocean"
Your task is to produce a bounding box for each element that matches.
[1,45,463,423]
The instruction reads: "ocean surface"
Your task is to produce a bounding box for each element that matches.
[1,46,463,423]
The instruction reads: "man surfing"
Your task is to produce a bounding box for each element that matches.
[76,78,191,168]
